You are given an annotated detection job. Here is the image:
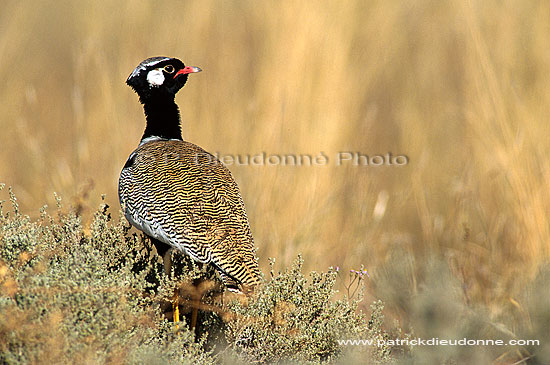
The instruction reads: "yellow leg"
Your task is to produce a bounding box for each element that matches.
[173,291,180,329]
[162,249,180,329]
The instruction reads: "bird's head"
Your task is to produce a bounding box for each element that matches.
[126,56,201,101]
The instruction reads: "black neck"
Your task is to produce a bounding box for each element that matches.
[141,95,183,141]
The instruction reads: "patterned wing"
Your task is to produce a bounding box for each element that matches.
[119,140,261,288]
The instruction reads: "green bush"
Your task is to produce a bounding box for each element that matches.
[0,186,396,364]
[0,186,213,364]
[225,257,392,363]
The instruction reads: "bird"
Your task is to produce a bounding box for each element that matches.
[118,56,262,324]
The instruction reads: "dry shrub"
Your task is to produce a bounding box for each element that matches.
[1,188,391,364]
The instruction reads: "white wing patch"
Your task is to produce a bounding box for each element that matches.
[123,205,210,264]
[147,69,165,87]
[125,208,171,245]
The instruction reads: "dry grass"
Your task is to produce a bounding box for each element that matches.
[1,0,549,362]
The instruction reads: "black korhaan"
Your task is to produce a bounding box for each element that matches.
[119,57,262,300]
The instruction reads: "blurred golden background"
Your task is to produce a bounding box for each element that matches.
[1,0,549,344]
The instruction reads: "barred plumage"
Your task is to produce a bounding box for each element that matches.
[119,56,261,292]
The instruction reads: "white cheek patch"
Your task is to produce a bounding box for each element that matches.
[147,69,165,87]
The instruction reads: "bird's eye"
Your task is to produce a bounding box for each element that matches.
[163,65,175,74]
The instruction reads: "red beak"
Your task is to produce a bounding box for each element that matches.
[174,66,202,78]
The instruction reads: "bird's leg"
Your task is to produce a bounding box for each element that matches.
[149,237,180,327]
[173,300,180,325]
[162,249,180,326]
[190,266,208,334]
[162,248,173,275]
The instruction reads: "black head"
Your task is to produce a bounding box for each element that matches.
[126,56,201,101]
